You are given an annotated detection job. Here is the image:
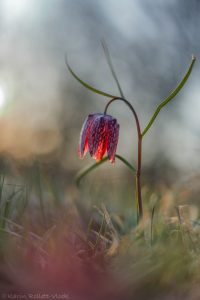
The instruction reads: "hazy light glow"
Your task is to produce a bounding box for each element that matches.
[3,0,30,19]
[0,87,6,108]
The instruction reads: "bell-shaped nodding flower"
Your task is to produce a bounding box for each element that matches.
[78,113,119,163]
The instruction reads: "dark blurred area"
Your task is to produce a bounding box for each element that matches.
[0,0,199,198]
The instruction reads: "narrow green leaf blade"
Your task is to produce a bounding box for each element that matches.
[66,56,117,98]
[101,39,125,98]
[76,154,136,186]
[142,55,196,137]
[115,154,136,173]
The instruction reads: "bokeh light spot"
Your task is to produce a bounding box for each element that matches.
[0,86,6,108]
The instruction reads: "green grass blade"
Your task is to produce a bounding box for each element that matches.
[1,200,11,229]
[93,212,105,251]
[101,39,125,98]
[66,55,117,98]
[151,205,155,246]
[142,55,196,137]
[86,217,94,241]
[76,154,136,186]
[35,162,46,228]
[0,174,5,205]
[18,184,29,217]
[1,187,24,228]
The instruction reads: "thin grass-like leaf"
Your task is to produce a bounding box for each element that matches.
[40,225,57,247]
[93,212,105,250]
[0,188,23,228]
[101,39,125,98]
[0,227,48,257]
[34,162,46,228]
[142,56,196,137]
[86,217,94,240]
[175,206,186,248]
[1,217,42,241]
[92,230,112,244]
[66,55,117,98]
[151,205,155,246]
[0,228,22,239]
[0,174,5,205]
[76,154,136,186]
[101,203,119,241]
[17,185,29,218]
[1,200,10,228]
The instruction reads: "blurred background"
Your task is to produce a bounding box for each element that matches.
[0,0,199,214]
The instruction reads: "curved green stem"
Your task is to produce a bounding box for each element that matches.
[142,56,196,137]
[104,97,143,220]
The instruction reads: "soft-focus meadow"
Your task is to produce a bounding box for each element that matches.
[0,1,200,299]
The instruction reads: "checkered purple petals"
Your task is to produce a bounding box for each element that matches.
[78,113,119,163]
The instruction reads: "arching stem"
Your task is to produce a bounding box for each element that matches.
[104,97,143,221]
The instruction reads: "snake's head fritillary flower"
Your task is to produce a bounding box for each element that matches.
[78,113,119,163]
